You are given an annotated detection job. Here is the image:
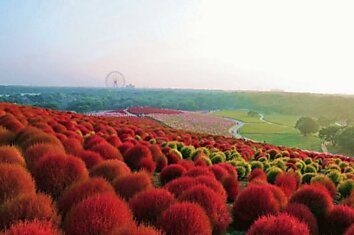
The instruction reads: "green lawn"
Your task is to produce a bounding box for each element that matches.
[213,110,323,152]
[212,110,262,123]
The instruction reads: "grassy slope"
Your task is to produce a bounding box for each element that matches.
[213,110,322,152]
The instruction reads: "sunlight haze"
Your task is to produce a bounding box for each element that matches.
[1,0,354,94]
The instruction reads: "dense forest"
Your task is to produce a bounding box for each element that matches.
[0,86,353,122]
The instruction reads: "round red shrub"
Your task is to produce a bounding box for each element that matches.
[0,126,15,145]
[0,163,35,204]
[222,175,240,202]
[159,164,187,185]
[79,150,103,168]
[345,224,354,235]
[248,168,267,182]
[155,155,168,172]
[184,166,215,178]
[0,193,59,230]
[0,220,61,235]
[195,175,227,201]
[107,135,122,148]
[90,142,123,161]
[275,172,299,197]
[62,138,83,156]
[311,179,337,199]
[0,145,25,166]
[209,165,229,181]
[84,134,106,149]
[63,193,134,235]
[33,153,89,198]
[178,159,195,171]
[112,224,161,235]
[58,177,115,216]
[232,184,281,230]
[113,171,153,200]
[289,184,333,222]
[178,184,231,234]
[164,176,197,198]
[123,145,155,173]
[24,143,65,171]
[158,202,212,235]
[324,205,354,235]
[217,163,238,178]
[267,184,288,210]
[90,159,131,182]
[284,203,319,235]
[129,188,175,226]
[248,213,310,235]
[118,142,134,155]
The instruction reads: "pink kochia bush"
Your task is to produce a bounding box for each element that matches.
[0,220,61,235]
[159,164,187,185]
[113,171,153,200]
[178,185,231,234]
[323,205,354,235]
[58,177,115,216]
[284,203,319,235]
[33,153,89,198]
[63,193,134,235]
[247,213,310,235]
[232,184,281,230]
[158,202,212,235]
[0,163,36,205]
[129,188,175,226]
[89,159,131,182]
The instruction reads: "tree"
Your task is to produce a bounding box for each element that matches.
[319,126,341,146]
[317,116,335,127]
[295,117,319,136]
[335,126,354,152]
[248,110,259,117]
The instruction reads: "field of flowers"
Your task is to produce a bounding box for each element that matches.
[0,102,353,235]
[148,111,236,136]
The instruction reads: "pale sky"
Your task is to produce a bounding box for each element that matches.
[1,0,354,94]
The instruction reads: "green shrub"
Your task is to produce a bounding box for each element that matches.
[302,173,316,184]
[338,179,354,198]
[180,146,195,159]
[266,166,283,184]
[326,170,343,186]
[304,165,317,174]
[251,161,264,170]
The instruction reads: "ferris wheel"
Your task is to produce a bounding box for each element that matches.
[105,71,126,88]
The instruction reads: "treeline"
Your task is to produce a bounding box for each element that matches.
[0,86,353,122]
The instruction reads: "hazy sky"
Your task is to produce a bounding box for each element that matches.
[1,0,354,94]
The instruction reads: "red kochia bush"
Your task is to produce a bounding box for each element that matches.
[58,177,115,216]
[112,223,161,235]
[159,164,187,185]
[0,163,35,204]
[248,168,267,182]
[178,185,231,235]
[209,165,229,181]
[0,220,61,235]
[248,213,310,235]
[62,137,83,156]
[232,184,281,230]
[323,205,354,235]
[129,188,175,225]
[33,153,89,198]
[0,126,15,145]
[218,163,238,178]
[222,175,240,202]
[79,150,103,168]
[275,172,299,197]
[345,224,354,235]
[0,145,25,166]
[184,166,215,178]
[284,203,319,235]
[113,171,153,200]
[64,193,134,235]
[0,193,59,229]
[164,176,197,198]
[158,202,212,235]
[90,142,123,161]
[289,184,333,222]
[90,159,131,182]
[24,143,65,171]
[195,175,227,202]
[123,145,156,173]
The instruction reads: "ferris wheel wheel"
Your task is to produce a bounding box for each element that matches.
[105,71,126,88]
